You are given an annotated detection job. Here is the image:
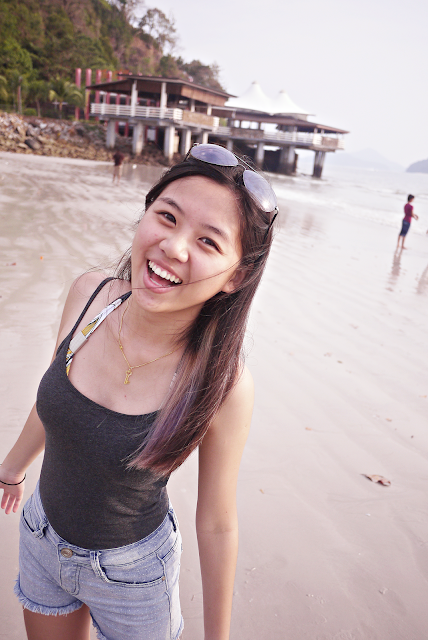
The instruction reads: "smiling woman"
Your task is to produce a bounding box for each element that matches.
[0,145,278,640]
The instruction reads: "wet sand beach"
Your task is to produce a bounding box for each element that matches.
[1,152,427,639]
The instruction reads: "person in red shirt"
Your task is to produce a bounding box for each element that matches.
[397,194,418,250]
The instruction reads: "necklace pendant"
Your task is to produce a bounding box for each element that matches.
[124,368,132,385]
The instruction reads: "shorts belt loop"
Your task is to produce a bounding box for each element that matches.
[90,551,103,578]
[169,510,177,532]
[33,517,48,539]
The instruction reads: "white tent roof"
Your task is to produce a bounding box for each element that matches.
[226,82,311,117]
[270,89,311,116]
[226,81,272,113]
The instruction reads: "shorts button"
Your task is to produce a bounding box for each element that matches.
[61,548,73,558]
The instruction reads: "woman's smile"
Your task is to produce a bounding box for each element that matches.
[132,175,243,316]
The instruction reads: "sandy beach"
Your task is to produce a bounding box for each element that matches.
[1,151,427,640]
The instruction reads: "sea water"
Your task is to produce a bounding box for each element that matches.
[270,164,428,236]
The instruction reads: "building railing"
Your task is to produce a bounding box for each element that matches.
[91,103,183,121]
[90,103,345,150]
[90,103,219,129]
[214,126,344,149]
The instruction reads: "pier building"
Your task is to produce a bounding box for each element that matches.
[85,74,347,178]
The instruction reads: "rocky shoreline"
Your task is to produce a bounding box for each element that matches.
[0,112,173,166]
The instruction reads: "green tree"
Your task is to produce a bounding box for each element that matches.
[177,58,224,91]
[8,70,29,113]
[108,0,146,27]
[139,8,177,55]
[0,37,33,78]
[0,74,8,103]
[157,55,181,78]
[49,77,84,118]
[27,78,49,116]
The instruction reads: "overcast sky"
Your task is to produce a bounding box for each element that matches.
[145,0,427,167]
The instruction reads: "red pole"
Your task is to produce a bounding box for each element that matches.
[85,68,92,120]
[75,68,81,120]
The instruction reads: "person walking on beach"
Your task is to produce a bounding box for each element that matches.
[112,149,125,184]
[397,194,418,250]
[0,143,277,640]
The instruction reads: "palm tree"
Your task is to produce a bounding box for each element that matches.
[48,77,84,119]
[8,71,28,113]
[27,79,49,117]
[0,75,8,104]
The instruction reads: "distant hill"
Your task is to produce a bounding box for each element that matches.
[298,147,404,172]
[406,159,428,174]
[325,148,404,172]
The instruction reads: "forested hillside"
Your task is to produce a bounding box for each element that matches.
[0,0,223,89]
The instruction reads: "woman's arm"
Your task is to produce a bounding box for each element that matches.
[0,404,46,514]
[0,272,106,515]
[196,366,254,640]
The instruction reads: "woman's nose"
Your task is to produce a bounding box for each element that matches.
[159,234,189,262]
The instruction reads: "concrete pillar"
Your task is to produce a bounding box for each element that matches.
[279,145,296,175]
[164,125,176,160]
[106,119,116,149]
[84,68,92,120]
[131,81,138,117]
[313,151,326,178]
[255,141,265,168]
[115,94,120,133]
[206,104,212,115]
[196,131,209,144]
[132,122,145,155]
[189,99,195,112]
[226,139,234,152]
[180,128,192,155]
[160,82,167,109]
[106,70,112,105]
[124,96,130,137]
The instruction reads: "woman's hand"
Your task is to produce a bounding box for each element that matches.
[0,468,26,515]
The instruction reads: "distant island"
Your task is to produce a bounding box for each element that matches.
[406,159,428,174]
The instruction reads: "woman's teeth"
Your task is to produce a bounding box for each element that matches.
[148,260,182,284]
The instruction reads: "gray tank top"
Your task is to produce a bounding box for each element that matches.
[37,279,169,550]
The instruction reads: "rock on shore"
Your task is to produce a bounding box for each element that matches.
[0,112,173,166]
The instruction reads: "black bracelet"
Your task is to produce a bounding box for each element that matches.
[0,474,26,486]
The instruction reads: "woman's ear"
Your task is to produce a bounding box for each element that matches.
[221,266,247,294]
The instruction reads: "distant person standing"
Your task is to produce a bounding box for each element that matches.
[112,150,125,185]
[397,194,418,250]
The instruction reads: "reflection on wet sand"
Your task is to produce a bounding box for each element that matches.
[386,249,403,291]
[417,262,428,294]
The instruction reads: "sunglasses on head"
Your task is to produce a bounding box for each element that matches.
[187,144,278,236]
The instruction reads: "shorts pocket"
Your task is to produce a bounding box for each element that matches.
[20,494,47,538]
[97,527,180,588]
[98,552,166,588]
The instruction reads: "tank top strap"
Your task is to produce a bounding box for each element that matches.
[56,277,116,357]
[64,281,132,376]
[69,277,116,338]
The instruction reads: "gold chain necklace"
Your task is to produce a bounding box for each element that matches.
[117,298,180,385]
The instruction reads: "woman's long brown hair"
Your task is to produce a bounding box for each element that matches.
[115,158,277,477]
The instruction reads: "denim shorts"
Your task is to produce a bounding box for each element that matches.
[400,220,410,236]
[15,483,183,640]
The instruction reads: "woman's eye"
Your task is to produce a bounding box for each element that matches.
[201,237,220,251]
[159,212,176,224]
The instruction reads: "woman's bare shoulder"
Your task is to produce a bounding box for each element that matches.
[55,272,118,348]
